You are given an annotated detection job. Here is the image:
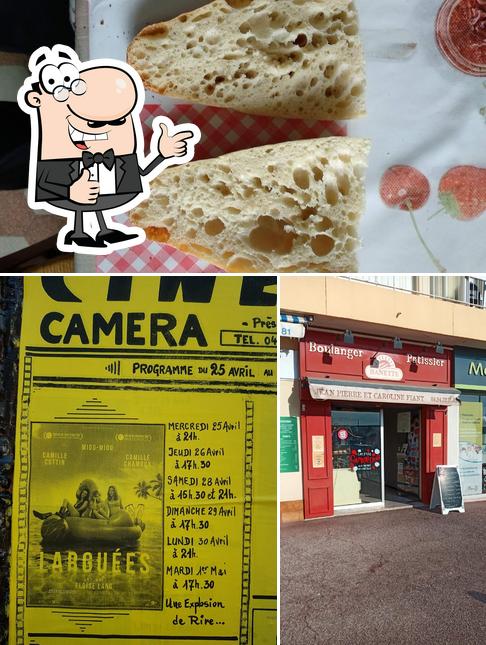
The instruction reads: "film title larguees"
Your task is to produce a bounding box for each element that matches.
[9,276,277,644]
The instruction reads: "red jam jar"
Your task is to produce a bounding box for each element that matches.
[436,0,486,76]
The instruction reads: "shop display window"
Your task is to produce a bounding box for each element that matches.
[331,410,382,506]
[458,394,486,496]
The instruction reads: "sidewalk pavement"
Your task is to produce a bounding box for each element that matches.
[281,502,486,644]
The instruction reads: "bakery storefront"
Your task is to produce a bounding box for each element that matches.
[455,348,486,498]
[294,330,459,519]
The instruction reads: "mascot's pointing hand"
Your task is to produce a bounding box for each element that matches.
[158,123,195,159]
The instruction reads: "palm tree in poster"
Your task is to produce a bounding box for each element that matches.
[134,473,163,500]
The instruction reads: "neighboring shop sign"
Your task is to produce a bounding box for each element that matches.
[455,347,486,389]
[301,331,451,387]
[430,465,465,515]
[308,381,460,406]
[280,417,299,473]
[458,402,483,496]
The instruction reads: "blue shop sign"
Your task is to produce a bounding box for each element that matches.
[455,347,486,390]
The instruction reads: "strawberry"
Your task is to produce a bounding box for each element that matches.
[439,166,486,220]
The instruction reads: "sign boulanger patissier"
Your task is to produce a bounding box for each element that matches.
[300,331,451,387]
[9,276,277,645]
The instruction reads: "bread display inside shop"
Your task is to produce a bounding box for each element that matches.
[131,137,370,273]
[128,0,366,120]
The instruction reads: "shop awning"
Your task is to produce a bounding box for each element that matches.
[307,379,461,406]
[280,314,313,324]
[280,314,313,339]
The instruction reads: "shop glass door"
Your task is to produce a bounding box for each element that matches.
[332,409,383,507]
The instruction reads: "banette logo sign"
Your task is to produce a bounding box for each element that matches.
[364,354,403,382]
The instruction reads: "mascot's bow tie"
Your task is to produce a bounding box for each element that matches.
[82,149,115,170]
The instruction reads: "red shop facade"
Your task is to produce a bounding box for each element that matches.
[299,330,458,519]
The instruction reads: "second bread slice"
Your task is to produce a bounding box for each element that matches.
[131,137,370,273]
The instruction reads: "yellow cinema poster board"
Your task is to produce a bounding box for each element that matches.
[9,276,277,645]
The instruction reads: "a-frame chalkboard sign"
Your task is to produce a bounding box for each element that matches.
[429,465,465,515]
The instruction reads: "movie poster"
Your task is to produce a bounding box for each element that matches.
[9,276,277,644]
[27,422,164,610]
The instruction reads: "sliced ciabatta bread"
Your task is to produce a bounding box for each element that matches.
[131,137,370,273]
[128,0,365,120]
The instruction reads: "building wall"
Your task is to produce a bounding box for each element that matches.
[281,277,486,347]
